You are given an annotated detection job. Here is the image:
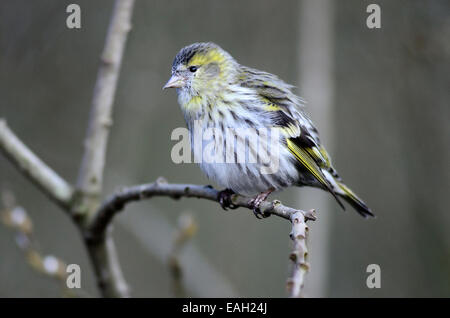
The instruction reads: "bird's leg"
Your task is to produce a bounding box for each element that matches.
[249,188,274,219]
[218,188,238,210]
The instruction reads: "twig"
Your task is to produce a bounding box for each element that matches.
[85,225,129,298]
[0,115,131,297]
[0,0,135,298]
[76,0,134,205]
[287,210,313,297]
[0,190,90,297]
[118,207,239,297]
[89,179,317,238]
[0,119,74,210]
[91,179,315,297]
[74,0,135,298]
[168,213,198,297]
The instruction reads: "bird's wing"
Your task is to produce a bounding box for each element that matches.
[238,66,344,207]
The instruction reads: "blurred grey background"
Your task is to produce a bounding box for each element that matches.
[0,0,449,297]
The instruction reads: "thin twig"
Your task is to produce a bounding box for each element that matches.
[168,213,198,297]
[0,190,90,297]
[85,225,129,298]
[0,117,131,297]
[287,210,313,297]
[0,119,74,210]
[90,179,315,297]
[89,178,317,239]
[76,0,134,205]
[73,0,135,298]
[1,0,135,298]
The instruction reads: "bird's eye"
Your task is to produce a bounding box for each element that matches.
[189,66,198,73]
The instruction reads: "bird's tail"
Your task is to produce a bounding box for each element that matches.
[335,181,374,218]
[320,169,373,217]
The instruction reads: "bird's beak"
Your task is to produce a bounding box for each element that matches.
[163,74,185,89]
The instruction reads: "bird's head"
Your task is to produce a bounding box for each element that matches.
[163,42,237,98]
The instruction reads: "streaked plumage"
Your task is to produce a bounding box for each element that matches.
[164,42,373,217]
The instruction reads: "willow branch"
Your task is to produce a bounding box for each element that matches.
[287,211,312,297]
[0,119,74,210]
[89,179,316,239]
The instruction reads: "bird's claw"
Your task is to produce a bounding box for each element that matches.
[249,189,274,219]
[250,202,270,219]
[218,189,238,210]
[252,206,267,219]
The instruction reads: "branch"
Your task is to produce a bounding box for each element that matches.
[286,211,313,297]
[85,226,130,298]
[90,179,315,297]
[74,0,135,298]
[76,0,134,202]
[0,119,74,210]
[89,178,317,239]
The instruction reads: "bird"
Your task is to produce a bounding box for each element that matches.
[164,42,373,218]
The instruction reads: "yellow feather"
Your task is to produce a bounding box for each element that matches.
[286,139,329,188]
[319,146,331,167]
[338,182,359,202]
[264,103,281,111]
[188,49,225,67]
[183,95,203,111]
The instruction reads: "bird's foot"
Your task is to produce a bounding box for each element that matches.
[218,188,238,210]
[249,189,274,219]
